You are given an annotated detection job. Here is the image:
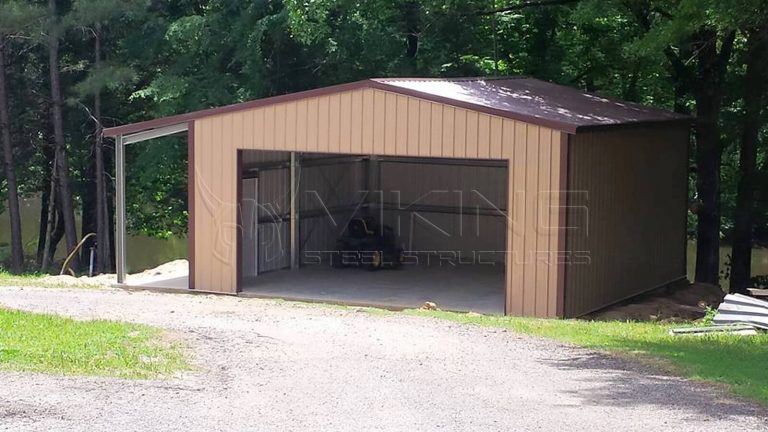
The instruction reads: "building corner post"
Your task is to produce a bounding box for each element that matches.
[187,122,196,289]
[290,152,300,269]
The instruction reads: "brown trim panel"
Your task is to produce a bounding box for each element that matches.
[236,150,243,293]
[503,158,511,316]
[556,133,570,317]
[188,121,196,289]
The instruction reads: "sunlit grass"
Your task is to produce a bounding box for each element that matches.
[404,309,768,405]
[0,308,188,379]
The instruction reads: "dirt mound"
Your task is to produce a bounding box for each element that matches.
[125,259,188,281]
[38,274,107,287]
[585,282,725,322]
[39,259,188,288]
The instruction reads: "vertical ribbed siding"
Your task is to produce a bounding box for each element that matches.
[193,88,567,318]
[564,126,689,317]
[379,161,508,264]
[299,159,365,260]
[257,168,290,272]
[505,123,565,317]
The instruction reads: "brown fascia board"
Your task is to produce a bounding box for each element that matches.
[573,117,695,133]
[104,79,693,137]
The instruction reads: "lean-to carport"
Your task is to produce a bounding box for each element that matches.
[105,77,693,317]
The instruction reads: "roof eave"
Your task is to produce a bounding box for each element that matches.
[573,117,695,133]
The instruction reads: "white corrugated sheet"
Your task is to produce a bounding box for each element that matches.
[712,294,768,330]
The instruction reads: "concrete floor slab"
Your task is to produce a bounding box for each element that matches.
[130,276,189,290]
[242,264,505,314]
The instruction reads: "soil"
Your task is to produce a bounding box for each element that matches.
[585,282,726,322]
[39,259,188,287]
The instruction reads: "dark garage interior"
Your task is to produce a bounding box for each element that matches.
[238,150,508,314]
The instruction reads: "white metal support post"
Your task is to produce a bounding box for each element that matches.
[115,134,126,284]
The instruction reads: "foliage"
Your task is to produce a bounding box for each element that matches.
[407,309,768,405]
[0,307,187,378]
[0,0,765,278]
[126,136,188,238]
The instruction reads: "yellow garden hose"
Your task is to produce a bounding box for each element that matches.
[59,232,96,276]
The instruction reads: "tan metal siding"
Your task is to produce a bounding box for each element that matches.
[193,88,567,317]
[564,126,689,317]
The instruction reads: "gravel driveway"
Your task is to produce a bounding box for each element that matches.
[0,286,765,432]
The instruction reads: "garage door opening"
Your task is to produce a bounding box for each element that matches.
[238,150,508,314]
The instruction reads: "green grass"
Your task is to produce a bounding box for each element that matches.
[0,308,187,378]
[404,309,768,405]
[0,270,46,285]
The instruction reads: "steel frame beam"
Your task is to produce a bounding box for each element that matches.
[115,123,189,285]
[123,123,188,145]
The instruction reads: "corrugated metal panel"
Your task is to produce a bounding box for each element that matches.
[298,158,364,263]
[382,210,506,264]
[258,222,289,272]
[299,210,356,264]
[242,150,290,165]
[258,168,289,220]
[380,162,507,210]
[504,124,565,317]
[375,78,691,131]
[378,160,507,264]
[256,167,290,272]
[299,160,365,212]
[564,126,689,317]
[241,178,258,277]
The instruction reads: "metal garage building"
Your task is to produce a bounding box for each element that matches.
[104,77,692,318]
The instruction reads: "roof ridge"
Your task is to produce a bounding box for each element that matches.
[373,76,526,82]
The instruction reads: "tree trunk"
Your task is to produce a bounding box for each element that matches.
[36,144,54,266]
[47,205,65,269]
[0,37,24,273]
[93,22,110,273]
[47,0,79,270]
[41,151,58,272]
[730,26,768,293]
[692,28,735,285]
[402,0,420,73]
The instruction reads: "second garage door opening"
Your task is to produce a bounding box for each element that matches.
[238,150,508,314]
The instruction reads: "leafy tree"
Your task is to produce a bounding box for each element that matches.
[68,0,142,272]
[44,0,80,271]
[0,1,44,273]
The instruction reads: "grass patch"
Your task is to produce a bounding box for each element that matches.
[405,309,768,405]
[0,308,187,378]
[0,270,47,286]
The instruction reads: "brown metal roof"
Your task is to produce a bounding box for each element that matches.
[104,77,692,136]
[374,77,691,132]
